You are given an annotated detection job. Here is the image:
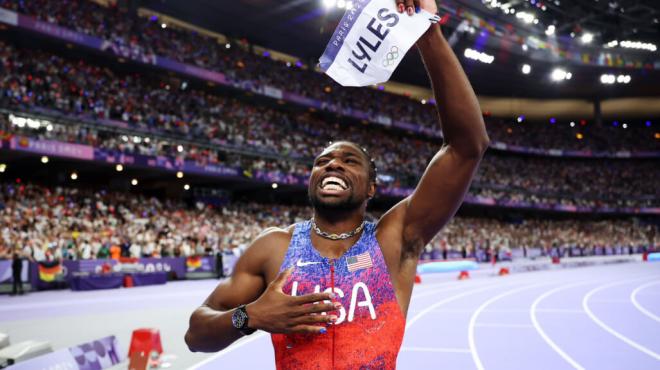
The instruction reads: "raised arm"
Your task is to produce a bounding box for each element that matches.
[381,1,489,257]
[185,230,337,352]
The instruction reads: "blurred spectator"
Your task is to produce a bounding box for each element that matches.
[0,181,655,263]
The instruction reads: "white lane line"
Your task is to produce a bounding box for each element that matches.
[402,346,471,354]
[531,282,593,370]
[406,282,511,330]
[469,283,548,370]
[583,279,660,361]
[186,332,268,370]
[630,281,660,323]
[475,323,534,329]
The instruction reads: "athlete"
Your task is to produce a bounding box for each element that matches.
[185,0,489,368]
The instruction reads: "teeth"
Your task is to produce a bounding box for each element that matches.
[323,184,343,191]
[322,176,347,189]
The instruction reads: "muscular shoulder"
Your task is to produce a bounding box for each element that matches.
[240,224,296,281]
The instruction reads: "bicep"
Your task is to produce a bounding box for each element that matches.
[401,145,482,245]
[204,247,267,311]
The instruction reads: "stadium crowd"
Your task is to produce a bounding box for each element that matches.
[1,40,658,208]
[0,0,658,152]
[2,110,658,209]
[0,182,655,262]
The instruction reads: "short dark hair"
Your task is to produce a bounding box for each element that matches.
[324,141,377,184]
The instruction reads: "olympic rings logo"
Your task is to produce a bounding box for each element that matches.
[382,46,400,67]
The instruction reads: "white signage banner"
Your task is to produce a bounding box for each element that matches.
[319,0,435,87]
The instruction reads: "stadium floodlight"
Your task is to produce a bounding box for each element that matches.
[463,48,494,64]
[41,156,49,164]
[0,164,5,173]
[545,25,555,36]
[116,164,124,172]
[176,171,184,179]
[177,145,184,153]
[337,0,346,8]
[516,12,535,24]
[622,123,628,129]
[131,179,138,186]
[521,64,531,74]
[71,172,78,180]
[620,40,657,52]
[184,184,190,191]
[604,40,618,48]
[581,32,594,44]
[551,68,570,81]
[322,0,337,8]
[601,74,615,84]
[272,183,279,189]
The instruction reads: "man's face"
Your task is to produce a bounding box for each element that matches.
[308,142,375,212]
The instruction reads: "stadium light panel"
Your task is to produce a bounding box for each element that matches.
[464,48,494,64]
[551,68,570,81]
[581,33,594,44]
[545,25,555,36]
[620,40,657,52]
[516,12,535,24]
[601,74,615,84]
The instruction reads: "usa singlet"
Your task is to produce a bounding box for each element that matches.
[271,220,405,369]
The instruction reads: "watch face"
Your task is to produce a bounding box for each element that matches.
[232,308,246,329]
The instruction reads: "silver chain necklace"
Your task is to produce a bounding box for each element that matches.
[311,218,365,240]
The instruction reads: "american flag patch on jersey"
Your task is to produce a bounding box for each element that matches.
[347,252,373,272]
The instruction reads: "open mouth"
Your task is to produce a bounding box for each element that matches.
[320,176,348,192]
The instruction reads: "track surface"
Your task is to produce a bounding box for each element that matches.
[1,263,659,369]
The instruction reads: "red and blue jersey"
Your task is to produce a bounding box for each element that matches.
[271,220,405,369]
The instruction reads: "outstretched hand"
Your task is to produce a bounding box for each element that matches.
[395,0,438,16]
[246,267,342,334]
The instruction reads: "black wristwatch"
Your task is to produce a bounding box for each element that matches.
[231,304,256,335]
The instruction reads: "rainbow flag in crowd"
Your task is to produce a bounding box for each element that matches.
[38,261,63,282]
[186,256,202,271]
